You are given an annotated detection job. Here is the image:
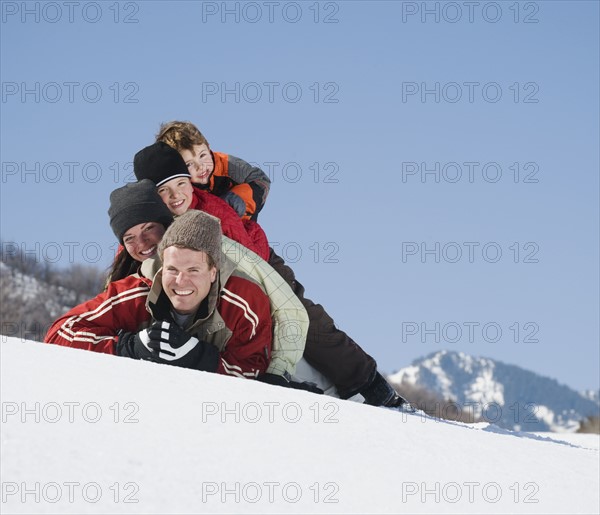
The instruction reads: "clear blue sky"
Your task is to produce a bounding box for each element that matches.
[1,1,598,391]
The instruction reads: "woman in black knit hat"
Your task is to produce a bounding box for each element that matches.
[106,179,173,283]
[44,180,174,355]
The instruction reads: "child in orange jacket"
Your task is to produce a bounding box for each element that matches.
[156,121,270,222]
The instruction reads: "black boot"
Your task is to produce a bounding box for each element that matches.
[360,371,408,407]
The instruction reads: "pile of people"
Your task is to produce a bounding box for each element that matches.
[45,121,407,408]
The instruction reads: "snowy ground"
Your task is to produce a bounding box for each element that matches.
[1,338,599,514]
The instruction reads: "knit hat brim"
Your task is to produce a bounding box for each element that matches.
[155,173,192,188]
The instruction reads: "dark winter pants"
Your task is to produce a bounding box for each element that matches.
[268,248,377,399]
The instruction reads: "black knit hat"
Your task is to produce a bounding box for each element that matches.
[108,179,174,242]
[133,141,191,187]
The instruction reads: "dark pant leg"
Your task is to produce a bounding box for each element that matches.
[268,248,376,398]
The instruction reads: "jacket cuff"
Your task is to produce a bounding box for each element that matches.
[266,356,295,377]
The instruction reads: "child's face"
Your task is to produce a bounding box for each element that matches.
[180,144,214,185]
[157,177,194,216]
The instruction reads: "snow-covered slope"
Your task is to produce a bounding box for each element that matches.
[388,350,600,432]
[1,338,598,514]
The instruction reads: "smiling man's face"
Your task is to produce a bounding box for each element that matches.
[161,246,217,315]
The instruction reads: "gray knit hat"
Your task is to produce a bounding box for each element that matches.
[108,179,173,242]
[158,210,222,268]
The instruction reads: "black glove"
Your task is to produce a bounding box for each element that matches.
[220,191,246,217]
[258,373,324,394]
[117,321,219,371]
[116,329,156,362]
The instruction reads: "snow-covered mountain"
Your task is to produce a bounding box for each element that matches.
[1,338,599,514]
[388,350,600,433]
[581,389,600,404]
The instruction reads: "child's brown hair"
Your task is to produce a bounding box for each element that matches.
[156,121,209,152]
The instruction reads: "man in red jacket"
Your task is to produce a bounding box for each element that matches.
[45,182,272,380]
[118,210,272,378]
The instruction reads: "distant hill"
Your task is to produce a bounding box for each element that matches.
[0,245,105,342]
[388,350,600,432]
